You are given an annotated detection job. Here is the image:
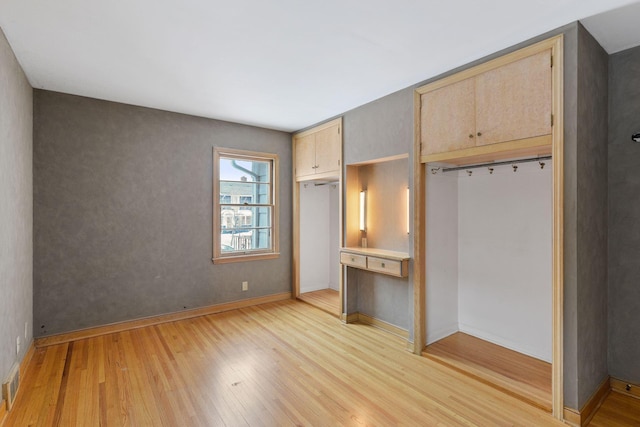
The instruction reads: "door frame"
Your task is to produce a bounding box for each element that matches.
[292,118,344,317]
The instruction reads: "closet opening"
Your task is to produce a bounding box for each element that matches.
[296,179,341,316]
[423,155,553,412]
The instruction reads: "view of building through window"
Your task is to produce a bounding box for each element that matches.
[218,156,273,254]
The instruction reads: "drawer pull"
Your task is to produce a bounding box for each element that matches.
[381,262,385,268]
[351,257,355,262]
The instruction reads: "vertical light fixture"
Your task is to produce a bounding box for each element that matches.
[406,187,410,234]
[359,190,366,232]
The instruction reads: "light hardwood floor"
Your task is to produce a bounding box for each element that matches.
[424,332,552,412]
[298,288,340,317]
[6,300,566,426]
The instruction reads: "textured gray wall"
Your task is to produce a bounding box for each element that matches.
[0,28,33,380]
[562,24,580,410]
[342,87,415,337]
[558,22,610,411]
[575,24,609,409]
[33,90,292,336]
[608,44,640,384]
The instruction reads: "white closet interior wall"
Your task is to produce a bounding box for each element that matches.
[300,182,339,293]
[426,160,552,362]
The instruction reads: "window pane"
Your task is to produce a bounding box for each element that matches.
[220,206,272,229]
[219,157,271,183]
[219,181,271,205]
[219,206,272,252]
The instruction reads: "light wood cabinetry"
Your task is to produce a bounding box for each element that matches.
[293,118,342,181]
[421,78,476,155]
[340,247,409,278]
[475,50,551,146]
[419,48,552,162]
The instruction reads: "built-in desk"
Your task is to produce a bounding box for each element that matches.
[340,247,409,278]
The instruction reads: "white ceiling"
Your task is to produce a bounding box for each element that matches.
[1,0,639,132]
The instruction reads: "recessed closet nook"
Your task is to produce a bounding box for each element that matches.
[293,118,343,316]
[414,35,563,415]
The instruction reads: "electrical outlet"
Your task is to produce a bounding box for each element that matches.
[16,336,20,356]
[242,281,248,291]
[24,321,28,339]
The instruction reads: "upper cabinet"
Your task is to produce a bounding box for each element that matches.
[475,50,551,146]
[421,77,476,155]
[419,41,556,165]
[293,118,342,181]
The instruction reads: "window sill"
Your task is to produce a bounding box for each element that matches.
[212,252,280,264]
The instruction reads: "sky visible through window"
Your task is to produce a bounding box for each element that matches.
[220,159,258,182]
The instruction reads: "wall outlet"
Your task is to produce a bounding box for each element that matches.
[16,336,20,356]
[242,281,248,291]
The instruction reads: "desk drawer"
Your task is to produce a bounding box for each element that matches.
[340,252,367,269]
[367,256,402,277]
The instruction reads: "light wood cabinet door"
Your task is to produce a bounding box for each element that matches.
[314,124,341,175]
[421,77,476,156]
[475,49,552,146]
[294,134,316,178]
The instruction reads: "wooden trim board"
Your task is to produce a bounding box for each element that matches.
[35,292,291,348]
[562,376,610,427]
[0,341,35,426]
[342,313,360,323]
[413,90,426,354]
[420,134,552,165]
[550,34,564,420]
[292,117,343,314]
[611,378,640,400]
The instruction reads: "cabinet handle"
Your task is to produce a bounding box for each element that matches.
[468,134,474,138]
[477,132,482,137]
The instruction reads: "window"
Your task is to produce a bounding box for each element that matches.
[213,147,279,263]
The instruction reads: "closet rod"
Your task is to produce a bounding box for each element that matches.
[440,155,552,173]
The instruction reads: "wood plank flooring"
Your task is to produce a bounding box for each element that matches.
[424,332,552,412]
[6,300,565,426]
[589,391,640,427]
[298,288,340,317]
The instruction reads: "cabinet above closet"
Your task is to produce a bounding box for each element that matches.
[293,118,342,181]
[418,43,555,165]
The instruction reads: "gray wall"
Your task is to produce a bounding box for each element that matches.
[562,24,580,411]
[575,23,609,408]
[33,90,292,336]
[342,87,415,337]
[608,44,640,384]
[0,28,33,380]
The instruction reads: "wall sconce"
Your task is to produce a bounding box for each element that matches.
[359,190,367,232]
[406,187,410,234]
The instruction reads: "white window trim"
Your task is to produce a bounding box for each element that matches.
[212,147,280,264]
